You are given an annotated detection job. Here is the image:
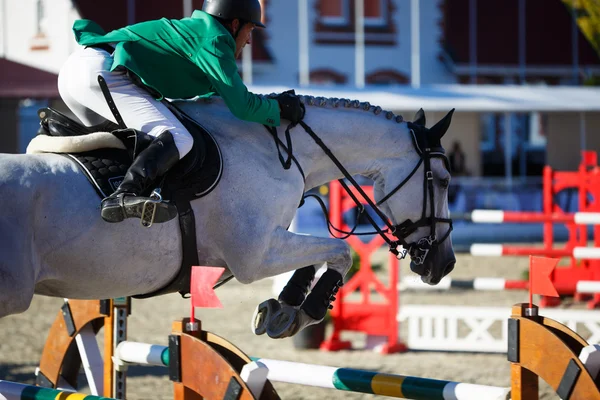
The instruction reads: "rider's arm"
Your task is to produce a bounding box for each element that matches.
[193,35,280,127]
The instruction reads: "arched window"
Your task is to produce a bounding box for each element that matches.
[366,69,408,85]
[315,0,396,45]
[309,69,348,85]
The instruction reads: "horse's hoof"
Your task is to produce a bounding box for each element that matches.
[251,299,281,336]
[266,306,300,339]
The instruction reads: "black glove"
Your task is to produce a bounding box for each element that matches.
[275,90,305,125]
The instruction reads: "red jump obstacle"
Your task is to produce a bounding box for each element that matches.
[321,151,600,354]
[468,151,600,308]
[319,181,406,354]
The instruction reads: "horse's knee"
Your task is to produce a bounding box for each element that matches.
[329,241,352,277]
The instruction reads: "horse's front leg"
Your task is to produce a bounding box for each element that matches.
[249,228,352,339]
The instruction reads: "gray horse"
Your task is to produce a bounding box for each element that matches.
[0,95,456,339]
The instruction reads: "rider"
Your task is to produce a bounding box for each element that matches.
[58,0,304,224]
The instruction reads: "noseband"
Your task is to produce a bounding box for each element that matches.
[295,120,453,266]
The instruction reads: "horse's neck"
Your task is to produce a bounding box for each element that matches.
[291,106,409,189]
[178,98,411,190]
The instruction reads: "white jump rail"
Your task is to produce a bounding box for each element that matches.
[458,210,600,224]
[399,277,528,291]
[470,244,600,259]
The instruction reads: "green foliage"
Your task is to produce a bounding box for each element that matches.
[584,74,600,86]
[562,0,600,56]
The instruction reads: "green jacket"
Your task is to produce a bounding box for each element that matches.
[73,10,280,127]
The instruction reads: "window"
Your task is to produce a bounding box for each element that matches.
[30,0,49,51]
[364,0,386,27]
[320,0,349,26]
[315,0,396,45]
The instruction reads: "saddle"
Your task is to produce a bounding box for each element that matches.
[36,103,224,300]
[37,106,223,201]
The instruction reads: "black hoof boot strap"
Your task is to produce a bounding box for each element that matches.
[278,266,316,307]
[301,269,343,321]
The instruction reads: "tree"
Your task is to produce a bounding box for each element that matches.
[562,0,600,56]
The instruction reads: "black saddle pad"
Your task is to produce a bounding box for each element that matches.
[39,108,223,202]
[66,150,131,197]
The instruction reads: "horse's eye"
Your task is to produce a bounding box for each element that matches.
[440,178,450,188]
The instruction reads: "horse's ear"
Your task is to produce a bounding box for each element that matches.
[430,109,455,138]
[413,108,426,126]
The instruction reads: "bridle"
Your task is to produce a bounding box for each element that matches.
[268,117,453,266]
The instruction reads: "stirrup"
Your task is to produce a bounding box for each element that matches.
[141,188,163,228]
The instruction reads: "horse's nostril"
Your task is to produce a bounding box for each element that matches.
[444,261,455,276]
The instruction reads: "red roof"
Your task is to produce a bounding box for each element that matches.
[442,0,600,67]
[0,58,58,98]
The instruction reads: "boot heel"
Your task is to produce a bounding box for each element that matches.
[100,195,127,223]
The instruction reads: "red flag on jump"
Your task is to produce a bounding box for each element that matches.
[190,266,225,309]
[529,256,559,308]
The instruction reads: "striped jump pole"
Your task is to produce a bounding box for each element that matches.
[577,281,600,294]
[249,358,510,400]
[400,277,528,291]
[0,381,114,400]
[114,342,169,367]
[470,244,600,259]
[455,210,600,225]
[114,342,510,400]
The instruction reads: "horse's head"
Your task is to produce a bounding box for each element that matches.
[374,109,456,285]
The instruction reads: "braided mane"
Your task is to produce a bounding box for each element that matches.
[198,93,405,124]
[296,94,405,124]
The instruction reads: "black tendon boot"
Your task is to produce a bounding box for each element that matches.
[301,269,343,321]
[101,131,180,225]
[278,266,316,307]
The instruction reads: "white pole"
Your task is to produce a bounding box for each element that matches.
[298,0,310,86]
[298,0,309,86]
[183,0,193,17]
[355,0,365,88]
[411,0,420,88]
[243,45,253,85]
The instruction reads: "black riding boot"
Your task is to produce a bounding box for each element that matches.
[101,131,180,225]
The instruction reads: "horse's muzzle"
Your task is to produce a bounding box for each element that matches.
[410,251,456,285]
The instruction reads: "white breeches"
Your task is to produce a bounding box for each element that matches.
[58,47,193,159]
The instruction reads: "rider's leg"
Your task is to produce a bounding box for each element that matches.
[99,131,180,223]
[58,47,194,223]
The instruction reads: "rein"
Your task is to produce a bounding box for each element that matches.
[268,117,453,265]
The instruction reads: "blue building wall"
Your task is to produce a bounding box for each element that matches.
[255,0,455,86]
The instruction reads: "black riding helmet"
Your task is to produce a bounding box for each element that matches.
[202,0,266,28]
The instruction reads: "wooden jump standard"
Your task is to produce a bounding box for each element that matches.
[35,298,278,400]
[29,299,600,400]
[509,303,600,400]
